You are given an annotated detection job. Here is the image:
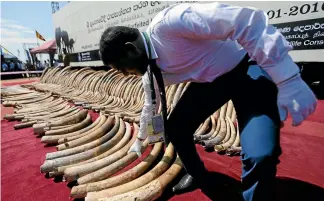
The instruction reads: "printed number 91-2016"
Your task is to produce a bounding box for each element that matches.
[267,2,324,19]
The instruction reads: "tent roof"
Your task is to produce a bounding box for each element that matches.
[2,52,18,59]
[30,39,56,54]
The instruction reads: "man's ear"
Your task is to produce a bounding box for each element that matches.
[125,42,139,54]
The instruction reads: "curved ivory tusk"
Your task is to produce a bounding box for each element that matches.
[70,142,163,198]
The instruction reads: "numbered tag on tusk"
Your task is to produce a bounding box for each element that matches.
[148,113,165,145]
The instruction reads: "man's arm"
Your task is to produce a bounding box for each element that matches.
[138,72,160,140]
[165,2,299,84]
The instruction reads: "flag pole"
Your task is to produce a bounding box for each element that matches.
[35,29,42,65]
[37,36,42,63]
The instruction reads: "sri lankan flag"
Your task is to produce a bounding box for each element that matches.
[36,30,46,41]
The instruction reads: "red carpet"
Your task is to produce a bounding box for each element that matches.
[1,80,324,201]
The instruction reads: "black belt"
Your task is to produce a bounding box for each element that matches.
[242,54,257,66]
[234,54,258,75]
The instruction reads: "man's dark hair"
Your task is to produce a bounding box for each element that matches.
[99,26,139,66]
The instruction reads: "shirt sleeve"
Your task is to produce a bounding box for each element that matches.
[165,2,300,84]
[138,72,160,139]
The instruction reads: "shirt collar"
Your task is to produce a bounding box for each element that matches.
[140,32,158,60]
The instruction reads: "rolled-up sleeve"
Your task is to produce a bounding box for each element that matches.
[138,72,160,139]
[165,2,300,84]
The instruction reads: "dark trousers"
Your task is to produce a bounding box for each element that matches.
[167,55,281,201]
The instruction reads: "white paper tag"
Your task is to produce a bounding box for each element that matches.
[152,114,164,133]
[148,114,165,145]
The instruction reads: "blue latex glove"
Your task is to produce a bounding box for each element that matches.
[127,138,143,157]
[277,73,317,126]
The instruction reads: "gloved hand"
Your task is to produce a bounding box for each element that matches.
[127,138,143,157]
[277,73,317,126]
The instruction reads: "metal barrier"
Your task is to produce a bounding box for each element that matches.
[1,71,43,75]
[1,71,43,79]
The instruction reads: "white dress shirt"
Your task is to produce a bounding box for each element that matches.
[137,2,300,139]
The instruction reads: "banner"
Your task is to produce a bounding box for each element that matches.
[52,1,324,65]
[25,49,32,63]
[273,18,324,50]
[29,48,36,65]
[70,49,101,62]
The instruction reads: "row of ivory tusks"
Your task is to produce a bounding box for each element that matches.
[1,66,242,201]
